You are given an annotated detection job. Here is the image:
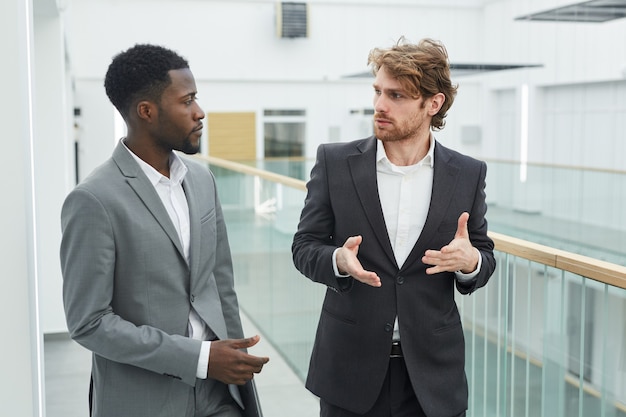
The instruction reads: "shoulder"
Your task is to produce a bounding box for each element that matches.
[435,141,486,170]
[71,158,120,198]
[317,136,375,159]
[182,155,213,179]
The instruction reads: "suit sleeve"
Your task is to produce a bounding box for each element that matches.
[292,145,350,291]
[456,160,496,294]
[60,188,202,386]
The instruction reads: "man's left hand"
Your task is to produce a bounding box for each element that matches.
[422,212,479,275]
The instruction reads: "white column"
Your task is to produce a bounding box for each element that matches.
[34,12,74,335]
[0,0,44,416]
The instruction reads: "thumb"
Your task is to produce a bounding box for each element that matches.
[344,235,363,250]
[455,212,470,240]
[231,335,261,350]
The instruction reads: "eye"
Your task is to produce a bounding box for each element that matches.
[391,92,403,99]
[184,95,198,105]
[373,89,381,96]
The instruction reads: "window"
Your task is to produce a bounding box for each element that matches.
[263,109,306,158]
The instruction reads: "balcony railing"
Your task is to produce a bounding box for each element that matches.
[192,154,626,417]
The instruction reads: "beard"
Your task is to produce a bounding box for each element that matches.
[179,135,201,155]
[374,116,421,143]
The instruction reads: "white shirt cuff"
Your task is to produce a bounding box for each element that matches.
[332,247,351,278]
[455,248,482,282]
[196,340,211,379]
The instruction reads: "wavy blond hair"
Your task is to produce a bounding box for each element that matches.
[368,37,458,130]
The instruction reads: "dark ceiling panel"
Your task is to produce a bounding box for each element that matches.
[515,0,626,23]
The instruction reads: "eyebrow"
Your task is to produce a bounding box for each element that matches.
[373,83,404,94]
[181,91,197,100]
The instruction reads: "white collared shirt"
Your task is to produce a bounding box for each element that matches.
[122,141,211,379]
[376,138,434,268]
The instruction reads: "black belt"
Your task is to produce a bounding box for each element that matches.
[390,341,402,358]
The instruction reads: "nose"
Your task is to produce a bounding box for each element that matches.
[194,102,205,120]
[374,94,387,114]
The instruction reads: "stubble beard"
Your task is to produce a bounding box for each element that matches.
[374,120,421,143]
[179,135,200,155]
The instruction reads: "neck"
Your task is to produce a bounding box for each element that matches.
[123,136,171,177]
[382,135,430,166]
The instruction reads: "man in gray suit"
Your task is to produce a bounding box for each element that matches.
[292,38,496,417]
[60,44,268,417]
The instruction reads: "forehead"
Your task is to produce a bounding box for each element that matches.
[163,68,197,97]
[373,66,403,90]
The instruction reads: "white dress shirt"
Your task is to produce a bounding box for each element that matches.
[123,141,211,379]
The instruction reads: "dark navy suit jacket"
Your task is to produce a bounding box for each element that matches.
[292,136,495,417]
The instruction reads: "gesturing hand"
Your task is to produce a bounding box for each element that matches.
[422,212,479,275]
[207,335,270,385]
[336,235,381,287]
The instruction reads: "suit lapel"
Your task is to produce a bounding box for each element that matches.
[401,142,460,270]
[348,137,397,267]
[112,142,187,262]
[182,170,201,280]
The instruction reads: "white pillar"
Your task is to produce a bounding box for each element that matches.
[0,0,45,415]
[34,12,74,335]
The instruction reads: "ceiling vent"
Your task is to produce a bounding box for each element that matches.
[515,0,626,23]
[276,2,309,38]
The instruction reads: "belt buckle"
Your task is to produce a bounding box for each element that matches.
[390,341,402,358]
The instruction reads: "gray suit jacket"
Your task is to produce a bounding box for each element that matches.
[60,142,245,416]
[292,137,496,417]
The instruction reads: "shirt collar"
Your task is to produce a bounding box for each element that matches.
[121,139,188,186]
[376,135,435,168]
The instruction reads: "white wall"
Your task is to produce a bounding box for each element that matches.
[65,0,484,177]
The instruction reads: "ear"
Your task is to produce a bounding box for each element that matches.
[427,92,445,116]
[136,101,156,122]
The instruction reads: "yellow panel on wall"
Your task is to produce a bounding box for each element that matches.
[207,112,256,160]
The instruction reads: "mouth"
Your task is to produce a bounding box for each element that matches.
[374,117,392,127]
[192,124,203,134]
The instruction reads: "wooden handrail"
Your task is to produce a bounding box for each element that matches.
[192,155,307,191]
[489,232,626,289]
[191,154,626,290]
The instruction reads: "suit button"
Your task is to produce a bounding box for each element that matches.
[396,276,405,285]
[384,323,393,332]
[190,294,195,302]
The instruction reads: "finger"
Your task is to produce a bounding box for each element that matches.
[352,270,381,287]
[364,274,382,287]
[455,212,470,240]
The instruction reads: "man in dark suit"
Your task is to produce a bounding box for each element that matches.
[60,44,268,417]
[292,38,496,417]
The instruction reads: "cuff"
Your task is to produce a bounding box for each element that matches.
[196,340,211,379]
[332,247,351,278]
[455,248,482,282]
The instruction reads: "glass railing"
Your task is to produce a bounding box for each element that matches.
[191,155,626,417]
[461,233,626,417]
[220,157,626,267]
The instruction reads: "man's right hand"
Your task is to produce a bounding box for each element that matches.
[207,335,270,385]
[336,235,381,287]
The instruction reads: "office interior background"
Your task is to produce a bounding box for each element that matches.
[3,0,626,416]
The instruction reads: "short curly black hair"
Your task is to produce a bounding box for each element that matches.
[104,44,189,118]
